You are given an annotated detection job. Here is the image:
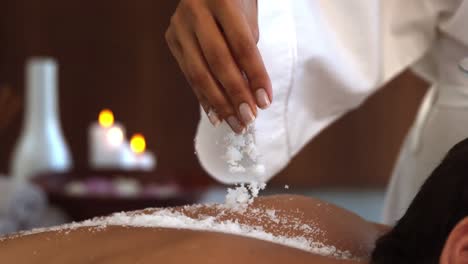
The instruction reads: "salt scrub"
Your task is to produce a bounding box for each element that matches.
[5,205,352,260]
[223,125,266,176]
[225,182,266,211]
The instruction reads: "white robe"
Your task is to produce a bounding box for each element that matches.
[195,0,468,224]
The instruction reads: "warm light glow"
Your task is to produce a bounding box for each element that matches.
[99,109,114,128]
[130,134,146,154]
[106,127,124,146]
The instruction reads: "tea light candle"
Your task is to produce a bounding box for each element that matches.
[129,133,156,171]
[89,109,130,169]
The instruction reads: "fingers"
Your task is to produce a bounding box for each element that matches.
[166,14,245,133]
[166,26,222,128]
[193,8,257,126]
[166,0,271,134]
[211,0,272,109]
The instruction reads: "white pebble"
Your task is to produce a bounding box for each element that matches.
[114,178,141,197]
[65,181,87,196]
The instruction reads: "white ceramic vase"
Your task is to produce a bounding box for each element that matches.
[10,58,72,184]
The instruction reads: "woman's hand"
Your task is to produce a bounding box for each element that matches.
[165,0,272,133]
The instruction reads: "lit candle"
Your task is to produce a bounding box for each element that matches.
[129,133,156,171]
[89,109,129,169]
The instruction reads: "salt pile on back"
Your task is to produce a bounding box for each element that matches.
[5,199,352,260]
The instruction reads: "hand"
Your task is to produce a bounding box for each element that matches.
[166,0,272,133]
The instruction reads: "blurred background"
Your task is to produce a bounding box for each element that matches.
[0,1,429,228]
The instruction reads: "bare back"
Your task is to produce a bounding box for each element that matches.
[0,195,388,263]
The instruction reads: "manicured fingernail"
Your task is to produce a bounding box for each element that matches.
[239,103,255,125]
[227,116,245,134]
[207,109,221,127]
[256,89,271,109]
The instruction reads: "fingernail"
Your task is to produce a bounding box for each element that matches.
[227,116,245,134]
[207,109,221,127]
[256,89,271,109]
[239,103,255,125]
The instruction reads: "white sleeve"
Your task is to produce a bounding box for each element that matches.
[195,0,449,184]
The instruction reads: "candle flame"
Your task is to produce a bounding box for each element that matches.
[106,127,124,146]
[130,134,146,154]
[99,109,114,128]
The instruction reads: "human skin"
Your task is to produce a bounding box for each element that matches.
[0,195,388,264]
[165,0,272,133]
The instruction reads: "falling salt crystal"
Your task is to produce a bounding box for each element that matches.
[250,164,266,176]
[243,144,258,159]
[224,182,266,211]
[248,182,266,198]
[225,146,243,164]
[222,125,265,176]
[284,185,289,189]
[229,165,247,174]
[230,134,247,148]
[225,185,251,206]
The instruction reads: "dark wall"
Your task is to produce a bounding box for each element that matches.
[0,1,428,187]
[0,1,204,177]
